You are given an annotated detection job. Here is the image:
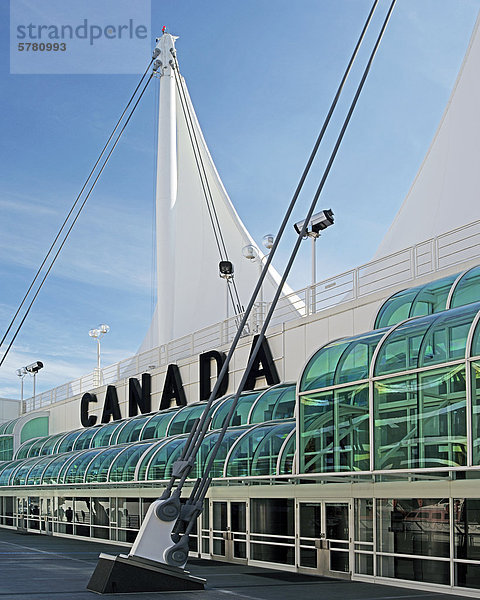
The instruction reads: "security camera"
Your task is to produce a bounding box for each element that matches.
[294,209,334,236]
[25,361,44,374]
[219,261,234,278]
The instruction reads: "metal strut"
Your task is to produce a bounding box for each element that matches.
[121,0,396,572]
[89,2,396,592]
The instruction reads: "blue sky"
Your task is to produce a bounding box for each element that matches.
[0,0,479,399]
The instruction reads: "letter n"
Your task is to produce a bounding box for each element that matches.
[199,350,228,401]
[160,364,187,410]
[128,373,151,416]
[101,386,122,423]
[244,335,280,390]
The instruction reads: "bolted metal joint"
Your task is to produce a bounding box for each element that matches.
[152,59,162,72]
[171,459,193,478]
[179,501,202,523]
[164,537,190,567]
[155,496,181,522]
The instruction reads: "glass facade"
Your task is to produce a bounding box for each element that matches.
[299,302,480,475]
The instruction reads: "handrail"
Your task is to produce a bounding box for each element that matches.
[23,218,480,412]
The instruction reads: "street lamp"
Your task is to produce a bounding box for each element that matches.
[242,236,274,314]
[17,362,44,407]
[16,366,27,402]
[89,324,110,386]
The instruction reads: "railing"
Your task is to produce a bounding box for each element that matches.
[23,219,480,413]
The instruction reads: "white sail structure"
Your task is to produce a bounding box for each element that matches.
[374,12,480,259]
[140,34,298,352]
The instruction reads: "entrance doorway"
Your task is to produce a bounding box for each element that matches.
[298,501,351,578]
[210,500,248,563]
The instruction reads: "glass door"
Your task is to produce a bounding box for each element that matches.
[210,500,248,563]
[297,500,352,577]
[325,502,350,573]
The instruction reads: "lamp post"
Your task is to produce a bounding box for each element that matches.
[294,210,334,287]
[89,324,110,386]
[16,367,27,403]
[17,362,44,409]
[242,235,274,325]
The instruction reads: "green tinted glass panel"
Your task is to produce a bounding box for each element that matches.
[4,418,21,435]
[374,365,466,470]
[201,428,247,478]
[15,438,39,460]
[63,449,103,484]
[140,409,177,440]
[375,287,421,329]
[0,460,24,486]
[84,447,125,483]
[250,384,296,423]
[300,384,369,473]
[25,456,55,485]
[211,394,257,429]
[167,404,207,436]
[73,426,102,450]
[27,437,48,458]
[38,433,65,456]
[225,424,275,477]
[163,439,188,478]
[108,441,155,482]
[0,436,13,462]
[90,420,126,448]
[300,341,348,391]
[250,421,295,476]
[374,313,437,376]
[335,330,388,385]
[471,362,480,464]
[278,432,295,475]
[11,458,38,485]
[116,414,153,445]
[41,454,76,485]
[409,273,458,319]
[420,303,480,367]
[20,417,48,443]
[451,266,480,309]
[210,396,234,429]
[189,432,220,479]
[472,319,480,358]
[146,437,186,481]
[56,430,83,454]
[227,392,262,427]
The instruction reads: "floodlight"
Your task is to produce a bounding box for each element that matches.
[294,209,334,236]
[219,261,234,278]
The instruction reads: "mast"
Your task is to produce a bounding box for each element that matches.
[155,33,178,345]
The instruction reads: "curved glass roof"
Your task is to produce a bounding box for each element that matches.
[0,417,21,436]
[301,330,388,392]
[450,266,480,309]
[374,302,480,376]
[0,417,297,487]
[300,302,480,394]
[375,266,480,329]
[12,384,296,464]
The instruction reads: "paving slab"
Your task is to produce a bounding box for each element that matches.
[0,528,473,600]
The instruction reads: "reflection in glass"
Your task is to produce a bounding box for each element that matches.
[374,366,466,470]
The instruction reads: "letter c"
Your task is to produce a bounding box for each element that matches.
[80,392,98,427]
